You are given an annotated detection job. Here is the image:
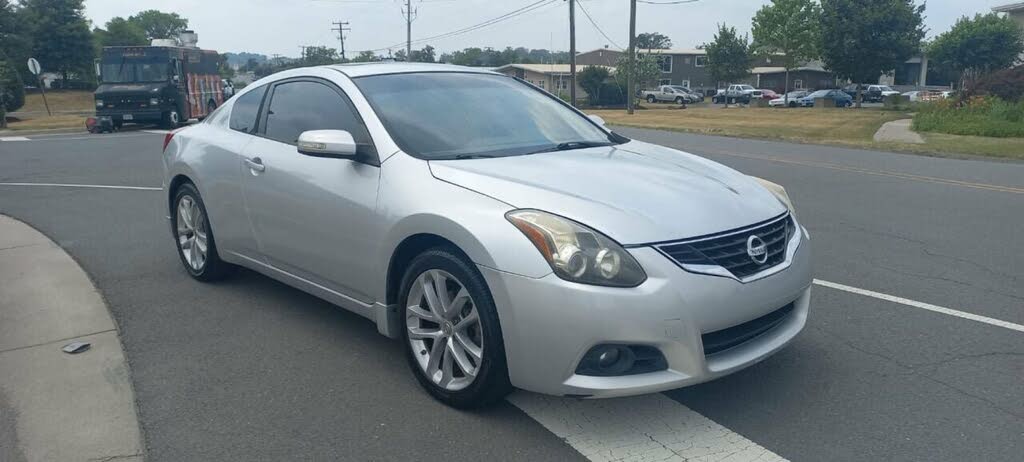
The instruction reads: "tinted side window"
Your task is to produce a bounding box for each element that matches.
[263,81,371,147]
[229,85,266,133]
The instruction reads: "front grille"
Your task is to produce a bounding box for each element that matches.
[657,214,793,279]
[702,302,795,356]
[105,97,151,110]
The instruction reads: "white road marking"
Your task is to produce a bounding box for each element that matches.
[142,130,170,135]
[813,279,1024,333]
[0,136,31,141]
[0,182,161,191]
[509,392,787,462]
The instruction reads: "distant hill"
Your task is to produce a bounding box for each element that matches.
[224,52,268,68]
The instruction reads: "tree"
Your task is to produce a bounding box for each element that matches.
[407,45,435,63]
[704,24,752,105]
[351,51,380,63]
[22,0,95,85]
[215,53,235,79]
[0,0,34,84]
[302,46,340,66]
[128,10,188,41]
[96,17,148,48]
[614,53,659,95]
[820,0,925,107]
[927,13,1024,93]
[578,66,611,105]
[636,32,672,50]
[751,0,821,105]
[0,49,26,122]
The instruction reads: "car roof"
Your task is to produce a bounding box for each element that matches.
[324,62,497,78]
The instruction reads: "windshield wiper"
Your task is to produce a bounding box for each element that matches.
[530,140,613,155]
[451,154,498,160]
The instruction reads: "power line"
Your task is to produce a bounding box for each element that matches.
[362,0,559,53]
[576,0,623,50]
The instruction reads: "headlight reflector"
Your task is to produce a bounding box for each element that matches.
[95,99,104,108]
[149,98,160,106]
[751,176,794,214]
[506,210,646,287]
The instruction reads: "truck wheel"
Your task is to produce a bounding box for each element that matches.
[675,97,685,105]
[646,95,657,103]
[162,110,180,129]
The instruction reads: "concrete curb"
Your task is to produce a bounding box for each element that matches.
[0,215,143,462]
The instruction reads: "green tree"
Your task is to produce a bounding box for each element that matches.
[614,52,659,97]
[578,65,611,105]
[636,32,672,50]
[351,50,380,63]
[1,49,27,122]
[128,10,188,41]
[22,0,95,85]
[96,17,148,48]
[820,0,925,107]
[0,0,35,84]
[928,13,1024,93]
[215,53,235,79]
[751,0,821,104]
[704,24,752,105]
[302,46,340,66]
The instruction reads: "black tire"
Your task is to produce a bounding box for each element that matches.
[398,247,512,408]
[646,95,656,103]
[675,97,685,105]
[171,183,234,282]
[162,109,180,129]
[788,101,798,108]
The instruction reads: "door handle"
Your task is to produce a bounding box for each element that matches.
[245,156,266,173]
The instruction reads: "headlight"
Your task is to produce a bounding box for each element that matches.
[149,98,160,106]
[751,176,794,214]
[506,210,646,287]
[95,99,104,108]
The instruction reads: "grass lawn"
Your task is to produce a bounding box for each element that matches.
[2,114,86,131]
[19,90,96,113]
[591,107,1024,160]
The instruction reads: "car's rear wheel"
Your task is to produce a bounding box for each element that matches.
[399,248,511,408]
[789,101,798,108]
[646,95,657,103]
[172,183,233,281]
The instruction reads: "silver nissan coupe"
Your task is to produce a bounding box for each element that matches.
[162,63,811,408]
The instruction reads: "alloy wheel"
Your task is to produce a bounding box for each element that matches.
[406,269,484,391]
[176,195,208,271]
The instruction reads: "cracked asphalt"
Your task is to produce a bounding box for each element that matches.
[1,127,1021,461]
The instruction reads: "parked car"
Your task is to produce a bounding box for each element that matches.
[757,89,781,100]
[769,90,810,107]
[863,85,900,102]
[669,86,704,103]
[641,85,695,104]
[712,84,757,104]
[796,89,853,107]
[162,63,811,408]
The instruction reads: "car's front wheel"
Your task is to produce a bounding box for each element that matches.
[171,183,233,281]
[399,247,511,408]
[646,95,657,103]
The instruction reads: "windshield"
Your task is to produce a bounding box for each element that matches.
[355,73,616,159]
[100,62,168,83]
[878,85,894,92]
[808,90,831,97]
[739,85,754,91]
[669,86,690,93]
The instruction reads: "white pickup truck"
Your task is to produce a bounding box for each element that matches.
[712,84,759,104]
[640,85,697,104]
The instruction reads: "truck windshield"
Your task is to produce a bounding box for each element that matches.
[354,72,617,160]
[100,62,168,83]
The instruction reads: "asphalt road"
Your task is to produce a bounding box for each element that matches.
[0,128,1021,461]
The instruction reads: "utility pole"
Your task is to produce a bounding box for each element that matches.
[299,46,308,61]
[568,0,576,107]
[332,21,351,61]
[627,0,637,115]
[402,0,417,61]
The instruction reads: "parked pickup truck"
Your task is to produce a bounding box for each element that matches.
[640,85,698,104]
[712,84,758,104]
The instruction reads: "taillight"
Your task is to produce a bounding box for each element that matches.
[163,131,176,152]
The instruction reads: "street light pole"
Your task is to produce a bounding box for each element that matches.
[569,0,577,107]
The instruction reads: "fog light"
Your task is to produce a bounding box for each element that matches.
[576,344,668,377]
[597,347,620,368]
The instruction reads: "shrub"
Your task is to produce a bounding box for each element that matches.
[0,56,26,113]
[970,66,1024,102]
[913,96,1024,137]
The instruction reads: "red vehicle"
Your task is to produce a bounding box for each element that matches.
[758,89,781,100]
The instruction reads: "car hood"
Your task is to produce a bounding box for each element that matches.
[428,140,787,244]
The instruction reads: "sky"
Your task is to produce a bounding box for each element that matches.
[83,0,1009,58]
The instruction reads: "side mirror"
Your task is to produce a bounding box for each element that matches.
[587,114,606,127]
[297,130,358,158]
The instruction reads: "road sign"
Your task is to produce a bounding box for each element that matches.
[27,58,41,76]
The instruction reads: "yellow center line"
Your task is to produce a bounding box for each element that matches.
[700,149,1024,195]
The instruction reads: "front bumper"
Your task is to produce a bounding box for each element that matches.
[481,224,811,398]
[96,109,164,123]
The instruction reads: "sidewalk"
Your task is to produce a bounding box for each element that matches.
[0,215,142,462]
